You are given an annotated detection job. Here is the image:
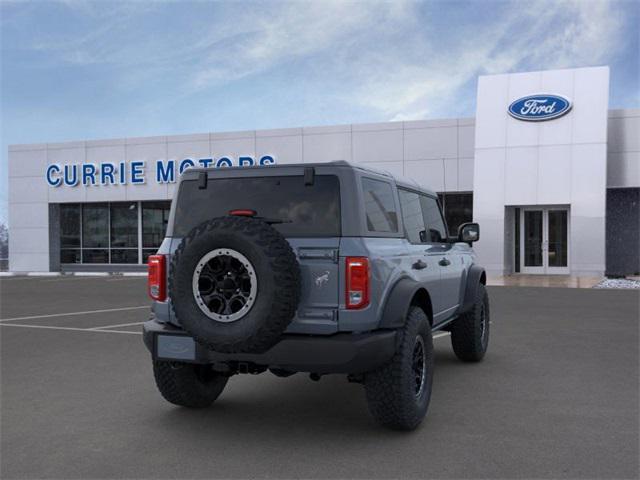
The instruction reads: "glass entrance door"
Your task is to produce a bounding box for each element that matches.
[519,208,569,274]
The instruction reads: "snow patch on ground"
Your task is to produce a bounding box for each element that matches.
[593,278,640,289]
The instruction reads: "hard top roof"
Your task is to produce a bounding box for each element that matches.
[185,160,437,197]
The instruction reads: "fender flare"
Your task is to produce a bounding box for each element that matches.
[460,264,486,314]
[379,278,431,329]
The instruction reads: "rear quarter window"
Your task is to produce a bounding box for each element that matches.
[173,175,341,237]
[361,177,398,233]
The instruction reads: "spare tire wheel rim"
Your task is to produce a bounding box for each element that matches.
[192,248,258,323]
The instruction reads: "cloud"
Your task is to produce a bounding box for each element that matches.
[3,0,631,122]
[351,0,626,121]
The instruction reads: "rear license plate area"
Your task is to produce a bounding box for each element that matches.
[156,334,196,361]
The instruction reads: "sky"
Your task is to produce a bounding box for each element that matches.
[1,0,638,225]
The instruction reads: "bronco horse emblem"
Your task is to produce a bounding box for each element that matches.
[315,271,330,287]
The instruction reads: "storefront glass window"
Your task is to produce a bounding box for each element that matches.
[142,201,170,263]
[110,203,138,264]
[60,204,81,248]
[438,192,473,236]
[82,204,109,248]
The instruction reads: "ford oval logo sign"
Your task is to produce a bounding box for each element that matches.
[508,94,572,121]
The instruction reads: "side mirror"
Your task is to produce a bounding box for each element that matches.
[458,222,480,243]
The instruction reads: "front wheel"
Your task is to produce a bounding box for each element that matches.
[153,361,229,408]
[450,283,490,362]
[364,306,434,430]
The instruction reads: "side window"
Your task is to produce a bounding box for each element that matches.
[361,178,398,233]
[420,195,448,243]
[399,189,426,243]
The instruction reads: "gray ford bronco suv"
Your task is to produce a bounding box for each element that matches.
[143,161,489,430]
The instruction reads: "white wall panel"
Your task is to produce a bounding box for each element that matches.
[571,143,607,217]
[352,129,403,163]
[473,148,505,219]
[10,176,48,203]
[404,127,457,160]
[607,152,640,188]
[505,147,537,205]
[475,74,509,148]
[458,157,474,191]
[7,227,49,253]
[210,137,255,160]
[8,148,47,178]
[539,69,574,146]
[458,125,475,158]
[9,202,48,229]
[572,67,610,144]
[255,135,302,164]
[607,116,640,153]
[303,132,351,163]
[538,145,572,204]
[9,253,50,272]
[405,160,443,192]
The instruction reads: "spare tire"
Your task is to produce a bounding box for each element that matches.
[169,216,301,353]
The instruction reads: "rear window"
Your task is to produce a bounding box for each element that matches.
[173,175,341,237]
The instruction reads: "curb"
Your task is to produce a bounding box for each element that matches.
[1,271,147,278]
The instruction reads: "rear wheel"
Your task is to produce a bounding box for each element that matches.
[153,361,228,408]
[364,306,434,430]
[450,283,490,362]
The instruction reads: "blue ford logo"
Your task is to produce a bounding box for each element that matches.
[508,94,572,121]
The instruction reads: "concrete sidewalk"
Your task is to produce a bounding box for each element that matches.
[488,274,602,288]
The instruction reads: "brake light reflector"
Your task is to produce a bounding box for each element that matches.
[346,257,369,309]
[229,209,257,217]
[148,255,166,301]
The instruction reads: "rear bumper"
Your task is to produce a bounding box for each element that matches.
[143,319,397,374]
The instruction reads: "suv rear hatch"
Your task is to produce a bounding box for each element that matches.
[168,170,342,334]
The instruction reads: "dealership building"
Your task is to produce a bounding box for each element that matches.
[7,66,639,277]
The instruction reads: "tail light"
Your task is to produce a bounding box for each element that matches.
[148,255,167,301]
[345,257,369,309]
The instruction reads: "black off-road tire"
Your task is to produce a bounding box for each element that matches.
[170,216,301,354]
[450,283,490,362]
[364,306,434,430]
[153,361,228,408]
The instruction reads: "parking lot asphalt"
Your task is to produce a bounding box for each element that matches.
[1,277,638,479]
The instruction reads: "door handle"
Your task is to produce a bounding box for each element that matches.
[412,259,427,270]
[438,257,451,267]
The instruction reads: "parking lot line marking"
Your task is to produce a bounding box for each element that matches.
[0,306,149,323]
[433,332,450,339]
[105,277,147,282]
[89,321,146,330]
[0,323,142,335]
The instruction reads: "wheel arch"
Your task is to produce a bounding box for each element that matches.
[460,264,486,314]
[379,278,434,329]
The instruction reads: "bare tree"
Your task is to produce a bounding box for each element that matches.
[0,222,8,259]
